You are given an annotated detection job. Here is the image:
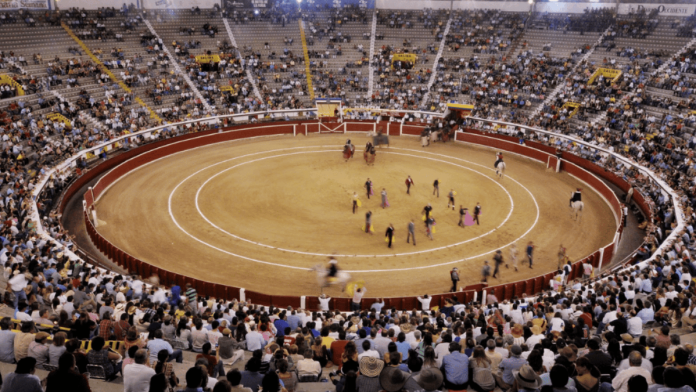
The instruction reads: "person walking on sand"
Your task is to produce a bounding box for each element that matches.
[426,216,435,240]
[510,243,519,271]
[433,179,439,197]
[473,202,482,225]
[385,224,395,248]
[380,188,389,209]
[526,241,534,269]
[450,267,459,292]
[447,189,456,210]
[407,219,416,246]
[423,203,433,222]
[364,211,373,234]
[405,175,415,195]
[492,250,504,279]
[364,178,373,199]
[352,192,360,214]
[481,260,491,283]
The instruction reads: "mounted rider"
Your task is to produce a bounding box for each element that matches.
[570,188,582,207]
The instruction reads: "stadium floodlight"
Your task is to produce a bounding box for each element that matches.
[255,9,259,14]
[528,0,533,3]
[297,0,302,3]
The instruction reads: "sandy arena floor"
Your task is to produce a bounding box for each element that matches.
[93,134,617,298]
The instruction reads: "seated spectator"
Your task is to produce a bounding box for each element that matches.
[48,332,67,367]
[191,319,209,353]
[442,342,468,390]
[241,357,265,392]
[27,332,50,369]
[613,352,653,392]
[227,369,253,392]
[123,349,155,392]
[14,321,36,362]
[151,348,180,388]
[0,317,16,363]
[277,359,298,392]
[196,342,225,378]
[46,352,91,392]
[0,357,43,392]
[219,327,244,366]
[297,349,322,379]
[86,336,122,381]
[65,339,88,374]
[147,329,183,363]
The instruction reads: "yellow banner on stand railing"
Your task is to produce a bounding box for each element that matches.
[47,112,72,128]
[220,85,236,94]
[195,55,221,64]
[561,102,581,117]
[0,75,24,96]
[391,53,417,69]
[588,68,622,85]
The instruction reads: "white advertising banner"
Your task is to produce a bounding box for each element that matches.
[455,1,529,12]
[618,3,696,17]
[0,0,49,9]
[535,2,615,14]
[375,0,451,10]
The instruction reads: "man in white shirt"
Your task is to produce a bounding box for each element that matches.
[318,294,331,311]
[612,352,652,392]
[525,325,545,348]
[8,267,28,309]
[417,295,431,311]
[358,340,380,360]
[627,311,643,337]
[124,349,156,392]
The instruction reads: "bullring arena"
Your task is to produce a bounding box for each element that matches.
[90,129,617,298]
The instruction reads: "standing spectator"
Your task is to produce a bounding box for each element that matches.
[351,285,366,311]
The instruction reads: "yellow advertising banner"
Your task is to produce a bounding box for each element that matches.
[220,85,236,93]
[47,112,72,128]
[0,75,24,95]
[561,102,581,118]
[588,68,622,85]
[391,53,417,69]
[196,55,221,64]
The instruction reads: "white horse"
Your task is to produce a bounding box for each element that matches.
[312,265,351,292]
[495,161,506,179]
[570,200,584,221]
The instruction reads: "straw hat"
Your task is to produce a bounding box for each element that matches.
[417,368,443,391]
[515,365,542,389]
[379,367,410,392]
[511,324,524,338]
[620,333,634,344]
[531,325,543,335]
[359,357,384,378]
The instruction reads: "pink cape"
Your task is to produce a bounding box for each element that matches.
[464,211,475,226]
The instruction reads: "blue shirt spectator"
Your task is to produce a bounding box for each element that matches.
[637,307,655,324]
[500,346,528,385]
[442,345,469,388]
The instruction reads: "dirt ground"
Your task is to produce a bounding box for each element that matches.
[94,134,617,298]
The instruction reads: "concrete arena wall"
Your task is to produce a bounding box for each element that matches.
[70,123,631,310]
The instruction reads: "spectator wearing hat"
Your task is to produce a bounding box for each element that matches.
[0,357,43,392]
[418,368,444,392]
[357,356,384,392]
[27,331,50,369]
[527,325,546,348]
[380,366,412,392]
[219,327,245,366]
[441,341,468,390]
[514,364,542,392]
[495,344,527,390]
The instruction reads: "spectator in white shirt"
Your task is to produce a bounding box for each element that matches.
[549,313,565,333]
[627,310,643,337]
[318,294,331,312]
[123,349,156,392]
[417,295,432,311]
[358,340,380,360]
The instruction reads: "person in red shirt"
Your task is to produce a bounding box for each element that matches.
[330,331,349,371]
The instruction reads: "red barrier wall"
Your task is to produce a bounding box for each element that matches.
[75,122,638,310]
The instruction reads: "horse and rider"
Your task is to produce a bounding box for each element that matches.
[570,188,584,220]
[494,152,506,179]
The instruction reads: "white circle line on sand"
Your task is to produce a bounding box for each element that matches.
[193,149,515,257]
[165,144,541,272]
